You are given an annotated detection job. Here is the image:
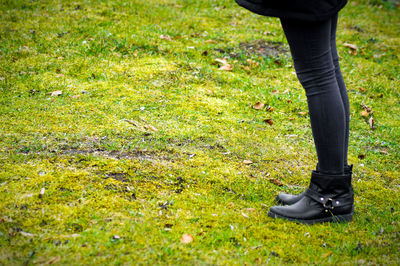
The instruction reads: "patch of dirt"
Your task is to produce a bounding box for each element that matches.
[54,148,177,162]
[105,172,128,182]
[239,39,288,57]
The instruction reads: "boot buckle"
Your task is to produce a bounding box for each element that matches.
[323,198,334,210]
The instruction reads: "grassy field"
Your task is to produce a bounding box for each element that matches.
[1,0,399,264]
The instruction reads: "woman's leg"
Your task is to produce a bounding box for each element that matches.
[330,13,350,167]
[280,16,345,174]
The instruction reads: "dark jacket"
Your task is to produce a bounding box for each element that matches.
[234,0,348,21]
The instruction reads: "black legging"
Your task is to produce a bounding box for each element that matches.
[280,13,350,175]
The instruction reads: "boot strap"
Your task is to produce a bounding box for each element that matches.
[305,188,353,210]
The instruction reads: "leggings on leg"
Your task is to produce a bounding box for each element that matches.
[279,13,349,174]
[330,14,350,167]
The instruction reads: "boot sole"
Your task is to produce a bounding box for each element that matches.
[267,211,353,225]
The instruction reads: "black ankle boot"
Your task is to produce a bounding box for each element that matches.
[268,171,354,224]
[275,164,353,205]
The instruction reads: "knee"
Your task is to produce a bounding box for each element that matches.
[293,60,337,97]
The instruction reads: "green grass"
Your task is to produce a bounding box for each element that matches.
[0,0,399,264]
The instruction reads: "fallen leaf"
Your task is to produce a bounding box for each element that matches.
[343,43,358,50]
[360,110,369,117]
[244,208,256,212]
[50,90,62,96]
[205,40,216,44]
[298,111,307,116]
[266,106,274,112]
[358,154,366,159]
[219,64,233,71]
[228,202,235,207]
[322,251,332,258]
[160,35,171,41]
[39,187,45,198]
[241,212,249,218]
[243,160,253,165]
[123,119,139,127]
[181,233,194,244]
[205,89,214,95]
[252,102,265,110]
[20,231,35,237]
[264,119,273,125]
[368,116,375,129]
[44,256,60,265]
[215,58,228,65]
[361,103,373,113]
[380,149,389,155]
[144,124,158,131]
[359,87,366,92]
[269,178,283,186]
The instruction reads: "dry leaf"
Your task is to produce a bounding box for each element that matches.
[181,233,194,244]
[267,106,274,112]
[44,256,61,265]
[20,231,35,237]
[269,178,283,186]
[241,212,249,218]
[380,149,389,155]
[243,160,253,165]
[123,119,139,127]
[358,154,366,159]
[368,116,375,129]
[253,102,265,110]
[219,64,233,71]
[215,58,228,65]
[359,87,366,92]
[205,89,214,95]
[244,208,256,212]
[360,110,369,117]
[160,35,171,41]
[144,124,158,132]
[228,202,235,207]
[361,103,373,113]
[50,90,62,96]
[205,40,216,44]
[322,251,332,258]
[264,119,273,125]
[343,43,358,50]
[298,111,307,116]
[39,187,45,198]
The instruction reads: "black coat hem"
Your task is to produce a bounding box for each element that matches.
[235,0,348,21]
